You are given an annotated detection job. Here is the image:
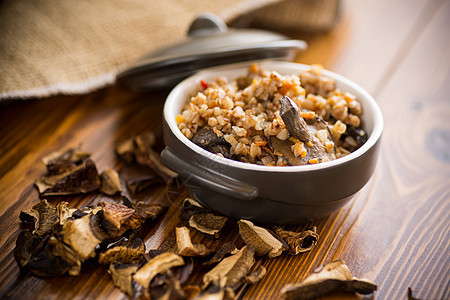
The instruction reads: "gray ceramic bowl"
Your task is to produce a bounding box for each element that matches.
[161,61,383,224]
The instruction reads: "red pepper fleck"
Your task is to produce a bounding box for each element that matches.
[200,80,208,89]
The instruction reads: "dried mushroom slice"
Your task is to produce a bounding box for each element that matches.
[120,213,146,234]
[189,213,227,238]
[116,131,176,185]
[273,226,319,255]
[93,211,146,242]
[203,245,255,290]
[35,158,101,196]
[280,96,313,143]
[42,147,91,166]
[203,241,238,266]
[149,259,194,300]
[15,233,82,277]
[25,246,73,277]
[194,279,236,300]
[191,126,225,149]
[191,126,231,158]
[238,219,284,258]
[100,202,135,230]
[157,257,194,287]
[280,260,377,300]
[99,238,145,265]
[19,199,58,236]
[133,201,166,220]
[126,175,162,195]
[91,203,150,241]
[115,131,156,164]
[42,147,91,175]
[194,277,226,300]
[269,135,334,166]
[134,131,156,164]
[275,96,336,165]
[174,257,195,285]
[151,257,194,295]
[133,252,185,289]
[245,265,267,284]
[176,226,211,257]
[14,230,47,268]
[62,214,103,260]
[179,197,210,221]
[119,196,166,224]
[209,144,235,159]
[55,201,77,226]
[100,168,122,195]
[115,137,136,164]
[47,236,82,276]
[149,276,187,300]
[109,263,139,297]
[70,206,101,220]
[15,234,63,277]
[134,132,178,184]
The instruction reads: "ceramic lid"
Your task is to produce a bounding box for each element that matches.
[116,13,307,91]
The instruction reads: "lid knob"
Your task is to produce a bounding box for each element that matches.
[187,13,228,37]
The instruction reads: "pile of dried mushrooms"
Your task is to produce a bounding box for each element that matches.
[16,199,164,278]
[15,131,377,300]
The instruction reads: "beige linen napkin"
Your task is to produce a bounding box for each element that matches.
[0,0,339,100]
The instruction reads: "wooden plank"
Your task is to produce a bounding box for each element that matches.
[0,0,448,299]
[0,87,168,299]
[298,0,440,95]
[320,0,450,299]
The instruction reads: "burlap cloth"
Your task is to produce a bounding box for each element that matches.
[0,0,339,100]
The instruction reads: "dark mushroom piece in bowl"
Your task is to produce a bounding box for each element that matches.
[161,61,383,224]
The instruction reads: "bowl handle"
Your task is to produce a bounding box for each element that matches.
[161,147,258,201]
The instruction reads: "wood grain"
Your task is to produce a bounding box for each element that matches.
[0,0,449,299]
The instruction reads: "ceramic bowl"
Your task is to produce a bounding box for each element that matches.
[161,61,383,224]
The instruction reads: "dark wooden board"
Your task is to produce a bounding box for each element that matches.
[0,0,448,299]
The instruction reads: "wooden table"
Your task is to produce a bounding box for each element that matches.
[1,0,449,299]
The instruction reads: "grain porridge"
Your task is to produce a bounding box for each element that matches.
[176,64,367,166]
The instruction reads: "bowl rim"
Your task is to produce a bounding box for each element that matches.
[164,60,384,172]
